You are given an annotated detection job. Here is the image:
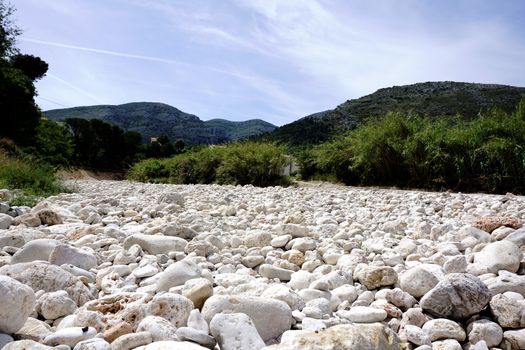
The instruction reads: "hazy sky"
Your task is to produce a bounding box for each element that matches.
[14,0,525,125]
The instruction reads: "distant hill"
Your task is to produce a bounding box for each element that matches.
[45,102,276,144]
[264,81,525,147]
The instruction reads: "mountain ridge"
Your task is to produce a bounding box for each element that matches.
[44,102,277,144]
[264,81,525,147]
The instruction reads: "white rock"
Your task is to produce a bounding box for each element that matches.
[110,331,152,350]
[136,316,178,342]
[11,239,60,264]
[259,264,293,281]
[0,275,36,334]
[44,327,97,347]
[422,319,466,341]
[176,327,216,349]
[202,295,292,342]
[344,306,387,323]
[267,323,402,349]
[123,234,187,255]
[399,266,440,298]
[138,341,209,350]
[474,240,522,273]
[156,259,202,292]
[0,213,13,229]
[187,309,209,334]
[0,261,93,306]
[49,244,98,271]
[209,313,265,350]
[467,319,503,348]
[38,290,77,320]
[73,338,111,350]
[404,325,431,346]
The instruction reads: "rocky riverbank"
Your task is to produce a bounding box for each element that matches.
[1,180,525,349]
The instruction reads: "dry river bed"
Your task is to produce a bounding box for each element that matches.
[1,180,525,350]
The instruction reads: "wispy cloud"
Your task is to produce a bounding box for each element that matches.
[16,0,525,123]
[20,38,193,67]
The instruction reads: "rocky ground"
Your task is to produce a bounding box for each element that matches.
[1,180,525,350]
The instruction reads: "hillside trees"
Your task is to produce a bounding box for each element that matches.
[299,97,525,194]
[65,118,143,169]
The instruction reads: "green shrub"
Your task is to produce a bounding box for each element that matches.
[299,96,525,194]
[129,142,289,187]
[0,150,69,205]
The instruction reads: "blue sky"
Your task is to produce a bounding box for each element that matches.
[14,0,525,125]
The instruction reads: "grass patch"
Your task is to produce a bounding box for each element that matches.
[0,150,70,206]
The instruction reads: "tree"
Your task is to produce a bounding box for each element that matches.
[173,139,186,154]
[34,118,74,165]
[0,1,48,145]
[0,0,21,59]
[11,54,48,80]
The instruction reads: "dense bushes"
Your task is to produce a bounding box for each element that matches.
[299,99,525,194]
[0,150,69,206]
[129,142,290,187]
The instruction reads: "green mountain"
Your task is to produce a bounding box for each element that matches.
[264,81,525,147]
[44,102,276,144]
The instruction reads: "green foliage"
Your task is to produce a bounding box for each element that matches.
[0,0,21,57]
[265,82,525,149]
[301,97,525,194]
[0,1,48,145]
[33,118,74,165]
[65,118,143,169]
[145,135,186,158]
[0,150,69,206]
[129,142,290,187]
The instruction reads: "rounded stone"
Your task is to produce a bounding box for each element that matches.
[156,259,202,292]
[399,266,440,298]
[202,295,292,342]
[467,319,503,347]
[346,306,388,323]
[419,273,491,320]
[209,313,266,350]
[474,241,522,273]
[422,319,466,342]
[0,276,36,334]
[355,266,398,290]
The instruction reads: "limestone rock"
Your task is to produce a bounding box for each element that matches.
[210,313,265,350]
[473,241,522,273]
[467,319,503,348]
[156,259,202,292]
[44,327,97,347]
[202,295,292,342]
[420,273,490,319]
[49,244,98,271]
[136,316,178,342]
[123,234,187,255]
[147,293,193,327]
[399,266,440,298]
[0,275,36,334]
[264,323,402,350]
[11,239,60,264]
[0,213,13,229]
[422,319,466,341]
[37,290,77,320]
[0,261,93,305]
[489,293,525,328]
[355,266,398,290]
